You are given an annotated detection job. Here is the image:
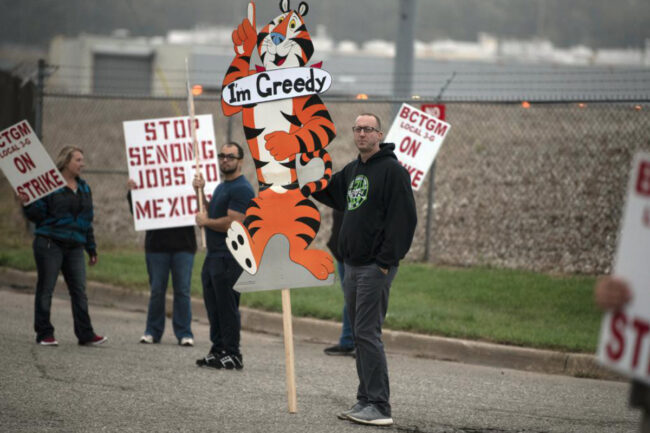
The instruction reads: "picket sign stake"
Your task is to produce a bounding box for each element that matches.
[186,58,206,248]
[281,288,298,413]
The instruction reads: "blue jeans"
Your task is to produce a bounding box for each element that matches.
[201,255,243,355]
[144,252,194,342]
[338,261,354,348]
[33,236,96,343]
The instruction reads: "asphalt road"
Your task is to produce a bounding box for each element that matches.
[0,286,641,433]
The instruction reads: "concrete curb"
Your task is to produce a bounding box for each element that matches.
[1,266,622,381]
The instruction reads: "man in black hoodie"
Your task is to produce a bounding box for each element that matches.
[313,113,417,426]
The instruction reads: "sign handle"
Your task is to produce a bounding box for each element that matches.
[186,58,206,248]
[281,288,297,413]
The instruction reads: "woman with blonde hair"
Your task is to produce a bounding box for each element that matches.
[20,146,107,346]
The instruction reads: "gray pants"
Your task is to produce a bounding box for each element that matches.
[343,263,398,417]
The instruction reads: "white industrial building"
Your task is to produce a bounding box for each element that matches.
[45,28,650,100]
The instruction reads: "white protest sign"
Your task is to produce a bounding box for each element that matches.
[597,152,650,385]
[222,67,331,106]
[0,120,64,205]
[384,103,451,190]
[123,115,219,231]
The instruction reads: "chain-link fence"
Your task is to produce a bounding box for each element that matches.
[23,91,646,275]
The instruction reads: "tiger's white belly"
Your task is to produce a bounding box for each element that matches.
[253,99,293,193]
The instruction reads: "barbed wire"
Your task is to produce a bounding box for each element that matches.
[41,62,650,102]
[42,90,650,104]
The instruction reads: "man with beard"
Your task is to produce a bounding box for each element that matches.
[193,142,254,370]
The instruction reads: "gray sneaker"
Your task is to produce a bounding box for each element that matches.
[347,404,393,426]
[337,401,368,420]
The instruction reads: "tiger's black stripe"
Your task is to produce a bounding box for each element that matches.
[321,125,336,143]
[253,158,269,169]
[303,94,321,110]
[312,110,332,121]
[295,54,306,67]
[309,130,322,150]
[280,159,297,169]
[244,126,265,140]
[296,135,308,153]
[297,199,318,209]
[282,183,300,190]
[226,65,241,75]
[296,216,320,233]
[243,214,262,227]
[257,32,269,49]
[297,233,313,245]
[291,37,314,61]
[281,111,301,127]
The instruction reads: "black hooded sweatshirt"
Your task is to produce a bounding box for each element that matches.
[313,142,417,268]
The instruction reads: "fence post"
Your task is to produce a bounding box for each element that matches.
[34,59,45,140]
[423,162,435,262]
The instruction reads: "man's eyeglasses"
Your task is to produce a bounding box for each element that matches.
[218,153,241,161]
[352,126,379,134]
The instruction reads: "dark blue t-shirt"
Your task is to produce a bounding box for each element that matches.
[206,175,255,258]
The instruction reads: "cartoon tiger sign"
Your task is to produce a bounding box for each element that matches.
[221,0,337,291]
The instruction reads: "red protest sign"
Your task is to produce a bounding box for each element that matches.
[385,103,451,190]
[598,152,650,384]
[123,115,219,231]
[0,120,64,204]
[420,104,446,121]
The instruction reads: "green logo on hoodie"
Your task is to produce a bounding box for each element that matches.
[347,175,369,210]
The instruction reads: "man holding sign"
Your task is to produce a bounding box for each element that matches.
[313,113,417,426]
[193,142,254,370]
[595,277,649,432]
[596,152,650,432]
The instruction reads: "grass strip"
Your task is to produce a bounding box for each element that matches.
[0,246,600,353]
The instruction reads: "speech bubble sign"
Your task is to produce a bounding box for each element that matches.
[222,67,332,106]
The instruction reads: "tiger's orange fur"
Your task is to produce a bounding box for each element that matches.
[221,1,336,280]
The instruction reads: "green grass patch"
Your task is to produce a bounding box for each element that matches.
[0,245,600,353]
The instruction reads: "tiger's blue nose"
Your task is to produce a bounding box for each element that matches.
[270,32,285,45]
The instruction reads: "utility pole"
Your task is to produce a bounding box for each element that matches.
[392,0,417,111]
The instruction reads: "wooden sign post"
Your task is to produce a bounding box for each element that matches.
[282,288,297,413]
[186,58,207,248]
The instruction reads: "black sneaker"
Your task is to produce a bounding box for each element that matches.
[324,344,355,357]
[196,352,243,370]
[219,352,244,370]
[196,353,222,369]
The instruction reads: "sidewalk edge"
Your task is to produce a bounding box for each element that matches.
[0,266,622,381]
